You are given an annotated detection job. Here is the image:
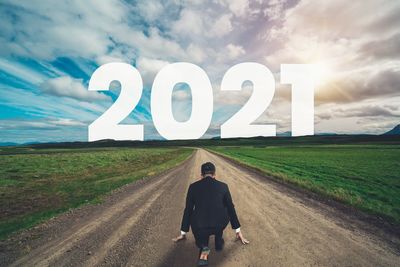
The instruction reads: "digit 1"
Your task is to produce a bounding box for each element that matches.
[281,64,315,136]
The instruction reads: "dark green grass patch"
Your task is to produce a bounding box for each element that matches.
[209,145,400,224]
[0,147,193,239]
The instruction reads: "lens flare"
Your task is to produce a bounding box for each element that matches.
[310,62,333,87]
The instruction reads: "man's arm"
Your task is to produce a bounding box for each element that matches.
[180,184,194,233]
[173,185,194,242]
[223,185,241,230]
[223,185,249,245]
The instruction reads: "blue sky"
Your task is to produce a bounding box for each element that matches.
[0,0,399,143]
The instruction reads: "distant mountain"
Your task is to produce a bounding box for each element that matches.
[0,142,19,147]
[383,124,400,135]
[277,131,291,137]
[277,132,337,137]
[316,132,338,136]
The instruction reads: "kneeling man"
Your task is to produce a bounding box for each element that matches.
[173,162,249,266]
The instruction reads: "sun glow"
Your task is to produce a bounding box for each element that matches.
[310,62,334,87]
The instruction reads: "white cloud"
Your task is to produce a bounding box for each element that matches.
[0,0,126,60]
[173,90,191,100]
[283,1,400,40]
[262,0,400,109]
[136,57,170,86]
[210,14,233,36]
[226,43,246,59]
[0,0,186,65]
[0,118,85,130]
[136,1,164,22]
[41,76,110,102]
[51,118,86,127]
[218,0,250,17]
[186,44,207,63]
[170,8,233,40]
[114,27,185,61]
[263,0,287,21]
[214,43,246,63]
[1,0,400,140]
[171,9,205,36]
[0,58,47,84]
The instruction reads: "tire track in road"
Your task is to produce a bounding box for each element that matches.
[9,155,193,267]
[204,150,400,266]
[84,189,165,267]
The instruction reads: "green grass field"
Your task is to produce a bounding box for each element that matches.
[209,145,400,224]
[1,136,399,239]
[0,147,193,239]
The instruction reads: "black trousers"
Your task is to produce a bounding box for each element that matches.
[192,227,224,249]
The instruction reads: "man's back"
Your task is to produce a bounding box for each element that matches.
[181,176,240,231]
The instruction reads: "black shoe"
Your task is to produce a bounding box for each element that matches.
[197,259,208,266]
[197,247,210,266]
[215,237,224,251]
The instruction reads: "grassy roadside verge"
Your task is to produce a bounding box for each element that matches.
[208,145,400,224]
[0,147,193,239]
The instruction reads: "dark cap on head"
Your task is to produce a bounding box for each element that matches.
[201,162,216,176]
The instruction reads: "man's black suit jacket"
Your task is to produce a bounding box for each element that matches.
[180,176,241,232]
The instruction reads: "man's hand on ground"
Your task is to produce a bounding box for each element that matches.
[172,234,186,242]
[235,231,250,245]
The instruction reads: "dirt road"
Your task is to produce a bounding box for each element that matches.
[1,149,399,266]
